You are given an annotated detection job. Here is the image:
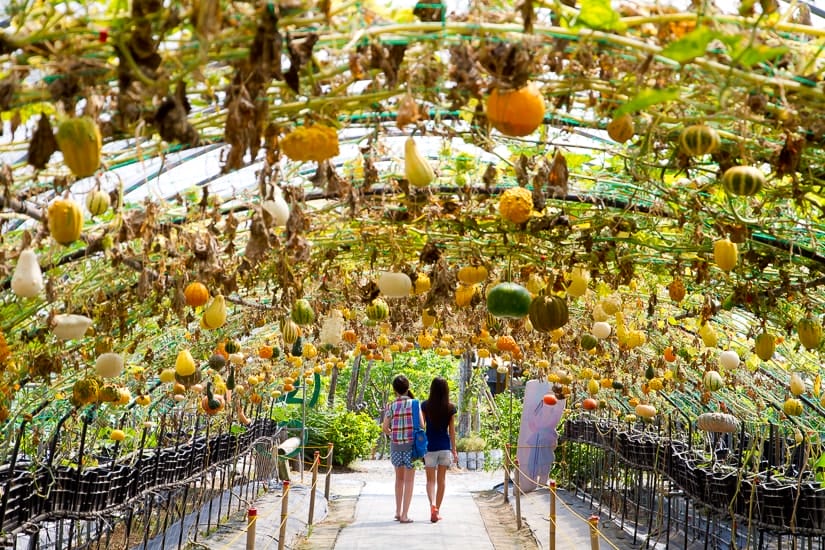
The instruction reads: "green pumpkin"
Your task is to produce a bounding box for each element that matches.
[224,340,240,354]
[703,370,724,392]
[797,316,822,351]
[611,380,624,390]
[208,353,226,370]
[291,299,316,326]
[721,165,764,196]
[291,336,304,357]
[580,334,598,351]
[754,331,775,361]
[487,282,532,319]
[280,317,300,345]
[679,124,720,157]
[366,298,389,322]
[527,294,569,332]
[226,366,236,390]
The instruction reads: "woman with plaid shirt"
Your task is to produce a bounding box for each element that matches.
[382,374,424,523]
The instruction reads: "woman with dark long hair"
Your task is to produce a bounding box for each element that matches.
[381,374,423,523]
[421,376,458,523]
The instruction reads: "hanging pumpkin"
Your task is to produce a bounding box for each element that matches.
[291,298,316,326]
[184,282,210,308]
[528,294,569,332]
[635,403,657,419]
[718,350,740,370]
[783,397,803,417]
[487,282,532,319]
[52,314,93,340]
[413,273,431,295]
[202,382,225,415]
[55,117,102,178]
[11,249,44,299]
[175,349,197,377]
[696,412,739,433]
[722,165,765,197]
[703,370,724,392]
[95,352,124,378]
[377,272,413,297]
[668,278,686,302]
[679,124,720,156]
[713,238,738,272]
[754,331,775,361]
[47,198,84,245]
[606,113,634,143]
[201,294,227,329]
[457,265,488,285]
[499,186,534,224]
[366,298,390,322]
[591,321,611,340]
[797,315,822,351]
[567,267,589,297]
[281,317,301,345]
[485,82,546,137]
[455,284,478,308]
[85,189,111,216]
[790,373,806,396]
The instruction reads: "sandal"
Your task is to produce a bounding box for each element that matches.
[399,518,414,524]
[394,515,400,521]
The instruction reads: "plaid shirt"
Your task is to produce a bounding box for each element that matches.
[387,396,413,444]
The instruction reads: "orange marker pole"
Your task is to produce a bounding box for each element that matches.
[549,481,556,550]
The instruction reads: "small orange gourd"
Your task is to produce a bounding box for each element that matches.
[486,82,546,137]
[184,282,210,307]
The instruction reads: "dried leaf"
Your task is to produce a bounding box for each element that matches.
[547,151,569,197]
[396,93,423,128]
[27,114,58,170]
[243,209,273,266]
[285,32,319,94]
[154,82,199,145]
[413,1,445,21]
[368,42,407,88]
[774,134,804,179]
[520,0,535,33]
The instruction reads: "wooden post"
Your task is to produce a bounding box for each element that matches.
[278,481,290,550]
[549,481,556,550]
[324,443,334,500]
[589,515,600,550]
[246,508,257,550]
[514,458,522,530]
[308,451,319,526]
[503,443,510,503]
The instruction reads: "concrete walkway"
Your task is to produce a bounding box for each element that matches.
[199,460,643,550]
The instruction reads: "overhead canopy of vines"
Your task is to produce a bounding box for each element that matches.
[1,0,825,454]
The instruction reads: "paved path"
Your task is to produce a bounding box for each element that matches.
[200,460,646,549]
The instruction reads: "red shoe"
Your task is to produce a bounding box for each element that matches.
[431,505,439,523]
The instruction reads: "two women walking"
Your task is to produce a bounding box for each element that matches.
[382,374,458,524]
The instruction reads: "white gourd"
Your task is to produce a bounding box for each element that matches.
[52,314,93,340]
[696,412,739,433]
[377,272,412,297]
[95,352,125,378]
[11,249,44,298]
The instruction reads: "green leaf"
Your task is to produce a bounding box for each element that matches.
[614,88,681,116]
[660,26,719,64]
[735,44,789,68]
[577,0,626,32]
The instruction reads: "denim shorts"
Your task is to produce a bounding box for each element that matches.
[424,450,452,468]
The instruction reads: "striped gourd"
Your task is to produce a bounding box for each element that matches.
[679,124,720,156]
[85,189,110,216]
[722,165,764,196]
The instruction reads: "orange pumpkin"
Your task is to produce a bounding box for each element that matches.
[184,282,210,307]
[582,397,599,411]
[486,82,546,137]
[342,329,358,344]
[496,335,518,352]
[258,345,274,359]
[663,346,677,363]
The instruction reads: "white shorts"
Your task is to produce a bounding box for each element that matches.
[424,450,452,467]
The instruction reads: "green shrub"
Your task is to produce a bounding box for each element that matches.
[480,390,523,451]
[456,434,487,452]
[303,406,382,467]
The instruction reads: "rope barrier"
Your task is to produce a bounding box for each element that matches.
[504,443,626,550]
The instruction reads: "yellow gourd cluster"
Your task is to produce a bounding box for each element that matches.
[498,186,533,224]
[281,125,340,162]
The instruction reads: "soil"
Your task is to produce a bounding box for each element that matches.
[473,489,540,550]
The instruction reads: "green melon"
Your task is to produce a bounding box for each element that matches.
[487,282,532,319]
